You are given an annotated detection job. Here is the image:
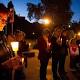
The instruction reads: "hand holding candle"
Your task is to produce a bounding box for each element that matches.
[11,41,19,56]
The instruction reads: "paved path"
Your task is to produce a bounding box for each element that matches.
[23,49,80,80]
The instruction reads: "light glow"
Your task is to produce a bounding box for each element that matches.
[78,32,80,36]
[11,42,19,52]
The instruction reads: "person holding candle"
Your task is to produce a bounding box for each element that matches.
[60,30,69,79]
[37,29,51,80]
[0,3,12,80]
[51,27,68,80]
[51,27,62,80]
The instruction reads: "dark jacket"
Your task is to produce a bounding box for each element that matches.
[37,36,50,61]
[51,35,62,58]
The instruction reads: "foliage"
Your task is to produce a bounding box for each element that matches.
[26,0,73,28]
[27,3,45,21]
[41,0,73,26]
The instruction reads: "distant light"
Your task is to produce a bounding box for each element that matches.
[32,32,35,35]
[38,19,50,25]
[68,25,71,28]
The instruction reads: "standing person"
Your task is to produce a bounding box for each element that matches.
[0,3,12,80]
[14,30,28,80]
[37,29,51,80]
[60,30,68,79]
[51,27,62,80]
[76,34,80,68]
[69,38,79,71]
[15,30,29,68]
[51,27,68,80]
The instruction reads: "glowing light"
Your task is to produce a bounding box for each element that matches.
[22,57,24,64]
[44,19,50,25]
[11,42,19,56]
[68,25,71,28]
[78,32,80,36]
[38,18,50,25]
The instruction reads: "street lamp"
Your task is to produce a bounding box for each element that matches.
[44,19,50,25]
[38,18,50,25]
[11,41,19,56]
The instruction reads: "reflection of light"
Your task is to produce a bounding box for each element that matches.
[11,42,19,56]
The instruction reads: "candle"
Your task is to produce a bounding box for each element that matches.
[79,44,80,47]
[22,57,24,64]
[11,42,19,56]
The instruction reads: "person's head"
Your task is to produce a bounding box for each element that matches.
[54,27,62,37]
[62,30,68,37]
[0,3,8,31]
[15,30,26,41]
[42,29,50,37]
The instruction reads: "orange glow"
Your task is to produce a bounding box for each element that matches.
[44,19,50,25]
[78,32,80,36]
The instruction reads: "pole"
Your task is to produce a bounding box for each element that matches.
[11,22,13,35]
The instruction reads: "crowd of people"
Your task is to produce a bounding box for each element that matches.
[37,27,80,80]
[0,3,80,80]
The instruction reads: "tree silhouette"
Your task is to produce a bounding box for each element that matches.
[27,0,73,28]
[27,3,45,21]
[41,0,73,26]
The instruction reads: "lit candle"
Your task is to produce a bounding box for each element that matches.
[21,57,24,64]
[61,38,62,42]
[11,42,19,56]
[79,44,80,47]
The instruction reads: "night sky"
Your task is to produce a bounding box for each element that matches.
[0,0,80,22]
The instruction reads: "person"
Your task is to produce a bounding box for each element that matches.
[76,34,80,68]
[0,3,12,80]
[51,27,68,80]
[14,30,28,80]
[15,30,29,68]
[60,30,68,78]
[37,29,51,80]
[69,38,79,71]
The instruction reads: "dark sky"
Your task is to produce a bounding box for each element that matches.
[71,0,80,22]
[0,0,80,22]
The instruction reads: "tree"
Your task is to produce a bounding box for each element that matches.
[41,0,73,26]
[27,3,45,21]
[27,0,73,27]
